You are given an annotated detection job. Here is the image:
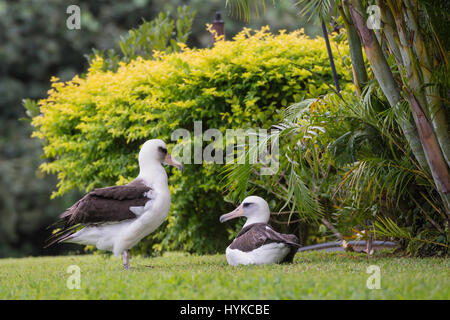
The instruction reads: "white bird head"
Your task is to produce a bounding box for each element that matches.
[219,196,270,227]
[138,139,184,172]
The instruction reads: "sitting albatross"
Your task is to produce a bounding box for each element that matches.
[45,139,183,269]
[219,196,300,266]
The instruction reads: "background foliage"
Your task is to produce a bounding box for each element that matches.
[0,0,320,258]
[226,86,450,256]
[224,0,450,256]
[31,29,352,254]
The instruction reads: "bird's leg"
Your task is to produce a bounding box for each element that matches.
[123,250,130,270]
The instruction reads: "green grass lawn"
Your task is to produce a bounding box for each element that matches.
[0,251,448,299]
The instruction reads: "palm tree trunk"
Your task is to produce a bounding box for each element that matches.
[348,0,430,173]
[376,0,403,66]
[407,90,450,211]
[403,0,450,166]
[339,3,367,96]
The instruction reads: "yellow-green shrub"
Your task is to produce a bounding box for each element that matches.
[32,27,353,254]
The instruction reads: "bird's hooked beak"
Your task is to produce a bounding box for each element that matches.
[219,204,244,223]
[164,153,184,172]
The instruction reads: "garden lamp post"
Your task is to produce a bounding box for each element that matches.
[212,11,225,43]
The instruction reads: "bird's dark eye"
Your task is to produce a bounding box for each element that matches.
[158,146,168,154]
[243,202,253,208]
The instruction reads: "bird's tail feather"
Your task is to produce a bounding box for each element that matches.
[44,224,80,248]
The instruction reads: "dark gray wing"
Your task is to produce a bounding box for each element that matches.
[45,179,151,247]
[61,179,151,225]
[230,223,300,263]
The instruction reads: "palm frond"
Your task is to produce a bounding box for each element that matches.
[374,216,411,239]
[295,0,334,22]
[338,156,425,209]
[281,162,324,222]
[375,216,449,248]
[282,97,316,122]
[222,99,327,223]
[225,0,274,22]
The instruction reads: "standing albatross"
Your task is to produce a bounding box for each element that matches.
[45,139,183,269]
[219,196,300,266]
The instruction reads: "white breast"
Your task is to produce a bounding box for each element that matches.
[112,187,171,256]
[225,242,291,266]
